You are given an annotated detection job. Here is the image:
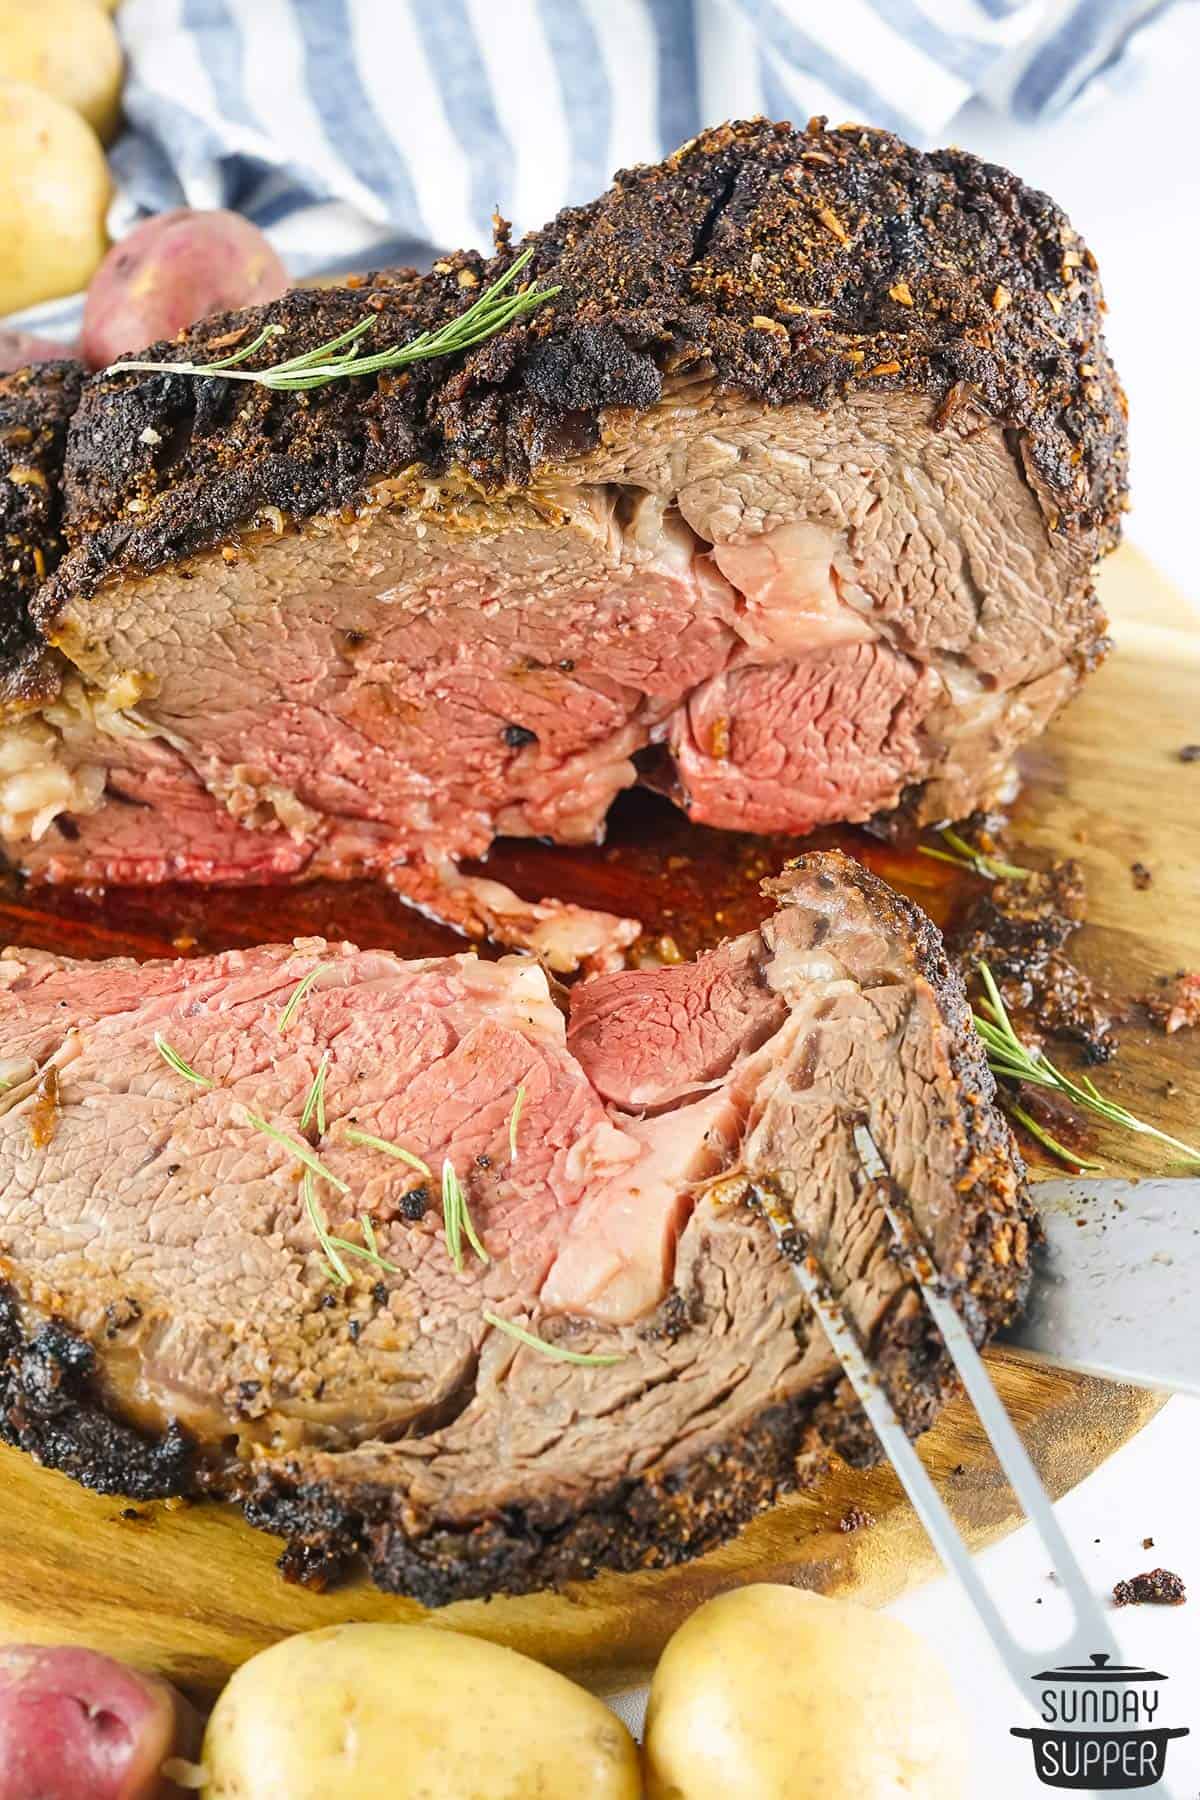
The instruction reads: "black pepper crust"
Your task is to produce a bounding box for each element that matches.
[0,1288,195,1499]
[0,361,83,705]
[0,855,1031,1603]
[40,115,1126,619]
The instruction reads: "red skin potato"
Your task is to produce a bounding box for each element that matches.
[80,208,289,369]
[0,331,79,373]
[0,1645,202,1799]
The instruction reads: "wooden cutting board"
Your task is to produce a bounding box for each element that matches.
[0,542,1195,1703]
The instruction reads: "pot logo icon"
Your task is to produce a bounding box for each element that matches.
[1011,1652,1189,1790]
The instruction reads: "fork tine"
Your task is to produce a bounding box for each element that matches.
[759,1129,1179,1791]
[788,1238,1115,1684]
[796,1236,1180,1796]
[850,1125,1117,1668]
[762,1126,1124,1685]
[783,1246,1029,1670]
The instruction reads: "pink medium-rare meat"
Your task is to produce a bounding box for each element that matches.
[670,638,940,834]
[0,120,1126,967]
[20,490,729,875]
[0,852,1030,1603]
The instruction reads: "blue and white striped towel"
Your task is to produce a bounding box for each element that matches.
[10,0,1182,340]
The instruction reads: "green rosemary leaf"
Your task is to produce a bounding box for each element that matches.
[243,1110,350,1192]
[974,960,1200,1166]
[344,1127,431,1177]
[106,246,560,394]
[153,1033,214,1089]
[459,1185,490,1265]
[206,322,285,370]
[326,1223,401,1277]
[298,1050,331,1133]
[303,1171,401,1286]
[917,827,1033,884]
[440,1159,490,1269]
[278,966,322,1033]
[917,845,977,871]
[509,1082,526,1164]
[1004,1100,1103,1173]
[257,314,374,374]
[441,1158,463,1271]
[303,1168,350,1287]
[482,1310,624,1367]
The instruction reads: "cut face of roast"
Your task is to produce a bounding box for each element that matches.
[11,388,1097,970]
[0,115,1123,969]
[0,853,1029,1602]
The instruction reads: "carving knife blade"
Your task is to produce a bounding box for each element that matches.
[1001,1177,1200,1396]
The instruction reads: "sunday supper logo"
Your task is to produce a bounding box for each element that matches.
[1011,1653,1189,1790]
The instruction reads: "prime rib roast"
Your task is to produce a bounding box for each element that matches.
[0,852,1029,1602]
[0,118,1126,968]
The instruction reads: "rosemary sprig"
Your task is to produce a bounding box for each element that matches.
[302,1168,401,1285]
[299,1050,331,1134]
[243,1109,350,1192]
[509,1083,526,1164]
[153,1033,214,1089]
[919,826,1032,883]
[974,962,1200,1166]
[302,1168,350,1287]
[278,966,322,1033]
[482,1309,624,1367]
[441,1159,489,1271]
[326,1215,402,1277]
[460,1191,489,1265]
[1005,1099,1102,1174]
[106,247,559,393]
[344,1127,431,1177]
[442,1160,464,1271]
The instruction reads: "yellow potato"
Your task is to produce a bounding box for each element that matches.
[0,0,123,141]
[643,1585,968,1799]
[202,1623,642,1800]
[0,82,110,313]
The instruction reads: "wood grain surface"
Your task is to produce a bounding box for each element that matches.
[0,543,1194,1701]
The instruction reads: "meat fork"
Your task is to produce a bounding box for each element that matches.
[756,1125,1178,1796]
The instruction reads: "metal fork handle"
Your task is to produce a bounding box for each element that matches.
[760,1124,1178,1795]
[790,1246,1183,1795]
[785,1249,1123,1687]
[846,1123,1120,1676]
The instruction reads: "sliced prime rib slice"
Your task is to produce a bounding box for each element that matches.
[0,852,1029,1603]
[0,117,1125,968]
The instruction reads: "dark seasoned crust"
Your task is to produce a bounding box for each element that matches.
[0,855,1030,1604]
[804,857,1033,1348]
[41,116,1126,616]
[1113,1568,1187,1607]
[0,362,82,706]
[0,1289,195,1499]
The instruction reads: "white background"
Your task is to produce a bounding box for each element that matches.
[618,11,1200,1793]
